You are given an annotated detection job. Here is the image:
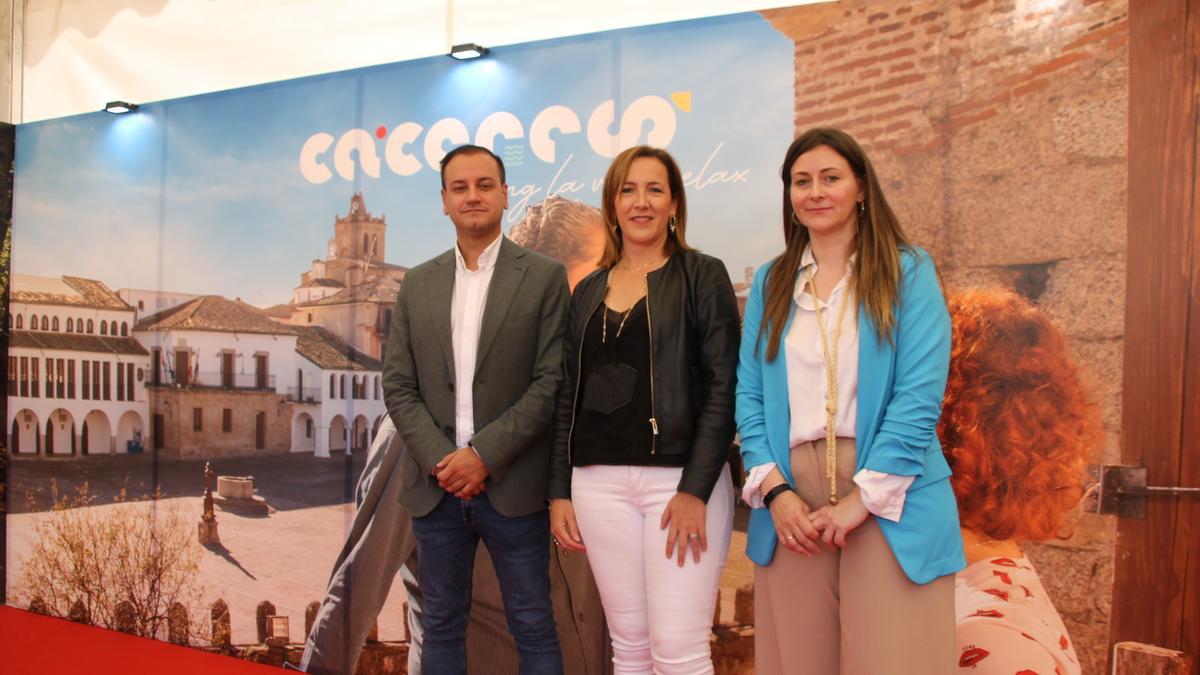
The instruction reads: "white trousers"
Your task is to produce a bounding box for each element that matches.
[572,464,734,675]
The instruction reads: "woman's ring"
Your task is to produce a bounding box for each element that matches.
[786,535,796,541]
[688,533,699,540]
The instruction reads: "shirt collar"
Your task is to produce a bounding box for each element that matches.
[454,232,504,273]
[795,244,857,304]
[799,244,857,275]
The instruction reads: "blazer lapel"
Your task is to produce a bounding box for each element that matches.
[427,250,456,380]
[475,239,528,375]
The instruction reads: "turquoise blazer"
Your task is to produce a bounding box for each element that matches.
[735,247,965,584]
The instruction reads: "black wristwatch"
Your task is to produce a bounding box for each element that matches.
[763,483,794,508]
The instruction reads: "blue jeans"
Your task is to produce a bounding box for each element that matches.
[410,492,562,675]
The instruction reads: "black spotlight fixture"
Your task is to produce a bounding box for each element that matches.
[104,101,139,114]
[449,43,490,60]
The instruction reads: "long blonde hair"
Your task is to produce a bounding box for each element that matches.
[757,128,910,360]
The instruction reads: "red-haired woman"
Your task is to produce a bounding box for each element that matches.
[941,288,1102,675]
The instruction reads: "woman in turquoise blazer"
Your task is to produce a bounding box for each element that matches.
[736,128,964,674]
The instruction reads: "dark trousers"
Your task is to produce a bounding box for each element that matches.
[411,492,563,675]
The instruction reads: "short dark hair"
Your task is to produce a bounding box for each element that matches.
[439,144,506,188]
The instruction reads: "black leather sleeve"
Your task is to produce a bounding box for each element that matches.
[676,255,741,501]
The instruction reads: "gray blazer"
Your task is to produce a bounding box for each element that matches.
[383,236,570,517]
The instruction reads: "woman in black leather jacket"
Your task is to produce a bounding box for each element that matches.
[547,145,740,675]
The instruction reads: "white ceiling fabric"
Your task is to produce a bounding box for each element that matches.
[21,0,814,123]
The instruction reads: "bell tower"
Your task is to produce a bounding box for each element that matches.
[328,193,387,264]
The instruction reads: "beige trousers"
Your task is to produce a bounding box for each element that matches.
[754,439,954,675]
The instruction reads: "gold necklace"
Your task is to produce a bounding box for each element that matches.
[619,257,664,273]
[604,260,655,342]
[807,265,852,505]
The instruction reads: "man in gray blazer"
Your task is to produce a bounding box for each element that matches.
[383,144,568,675]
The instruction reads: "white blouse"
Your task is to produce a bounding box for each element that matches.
[742,247,911,521]
[786,248,859,445]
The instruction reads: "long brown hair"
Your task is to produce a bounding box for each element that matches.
[598,146,693,269]
[757,128,910,360]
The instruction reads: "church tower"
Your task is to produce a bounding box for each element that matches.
[328,193,387,263]
[288,192,408,360]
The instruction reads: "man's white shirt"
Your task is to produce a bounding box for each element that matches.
[450,233,503,449]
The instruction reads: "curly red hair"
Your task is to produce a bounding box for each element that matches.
[939,288,1103,542]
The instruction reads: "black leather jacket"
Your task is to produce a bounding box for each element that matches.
[547,249,740,502]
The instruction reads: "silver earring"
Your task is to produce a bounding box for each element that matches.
[668,214,677,234]
[858,201,865,215]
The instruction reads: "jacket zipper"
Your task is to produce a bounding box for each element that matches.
[645,271,658,454]
[566,287,605,465]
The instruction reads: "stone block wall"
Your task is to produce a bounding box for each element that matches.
[151,388,292,459]
[763,1,1127,671]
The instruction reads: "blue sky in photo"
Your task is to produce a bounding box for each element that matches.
[13,12,793,306]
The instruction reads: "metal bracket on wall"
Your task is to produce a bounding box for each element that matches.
[1088,464,1200,518]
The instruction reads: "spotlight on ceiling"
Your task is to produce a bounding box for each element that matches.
[104,101,139,114]
[449,43,490,61]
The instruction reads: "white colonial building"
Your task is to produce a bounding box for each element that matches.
[7,275,151,457]
[133,295,302,459]
[9,196,398,461]
[122,294,385,460]
[293,325,386,457]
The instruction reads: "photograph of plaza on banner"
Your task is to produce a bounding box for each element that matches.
[4,1,1130,672]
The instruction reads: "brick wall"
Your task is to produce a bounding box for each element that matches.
[763,1,1127,671]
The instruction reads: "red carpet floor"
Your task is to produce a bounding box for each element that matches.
[0,605,284,674]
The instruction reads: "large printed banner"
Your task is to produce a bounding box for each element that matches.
[6,11,792,663]
[4,1,1128,670]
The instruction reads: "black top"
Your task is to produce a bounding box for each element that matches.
[573,298,679,467]
[549,250,741,502]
